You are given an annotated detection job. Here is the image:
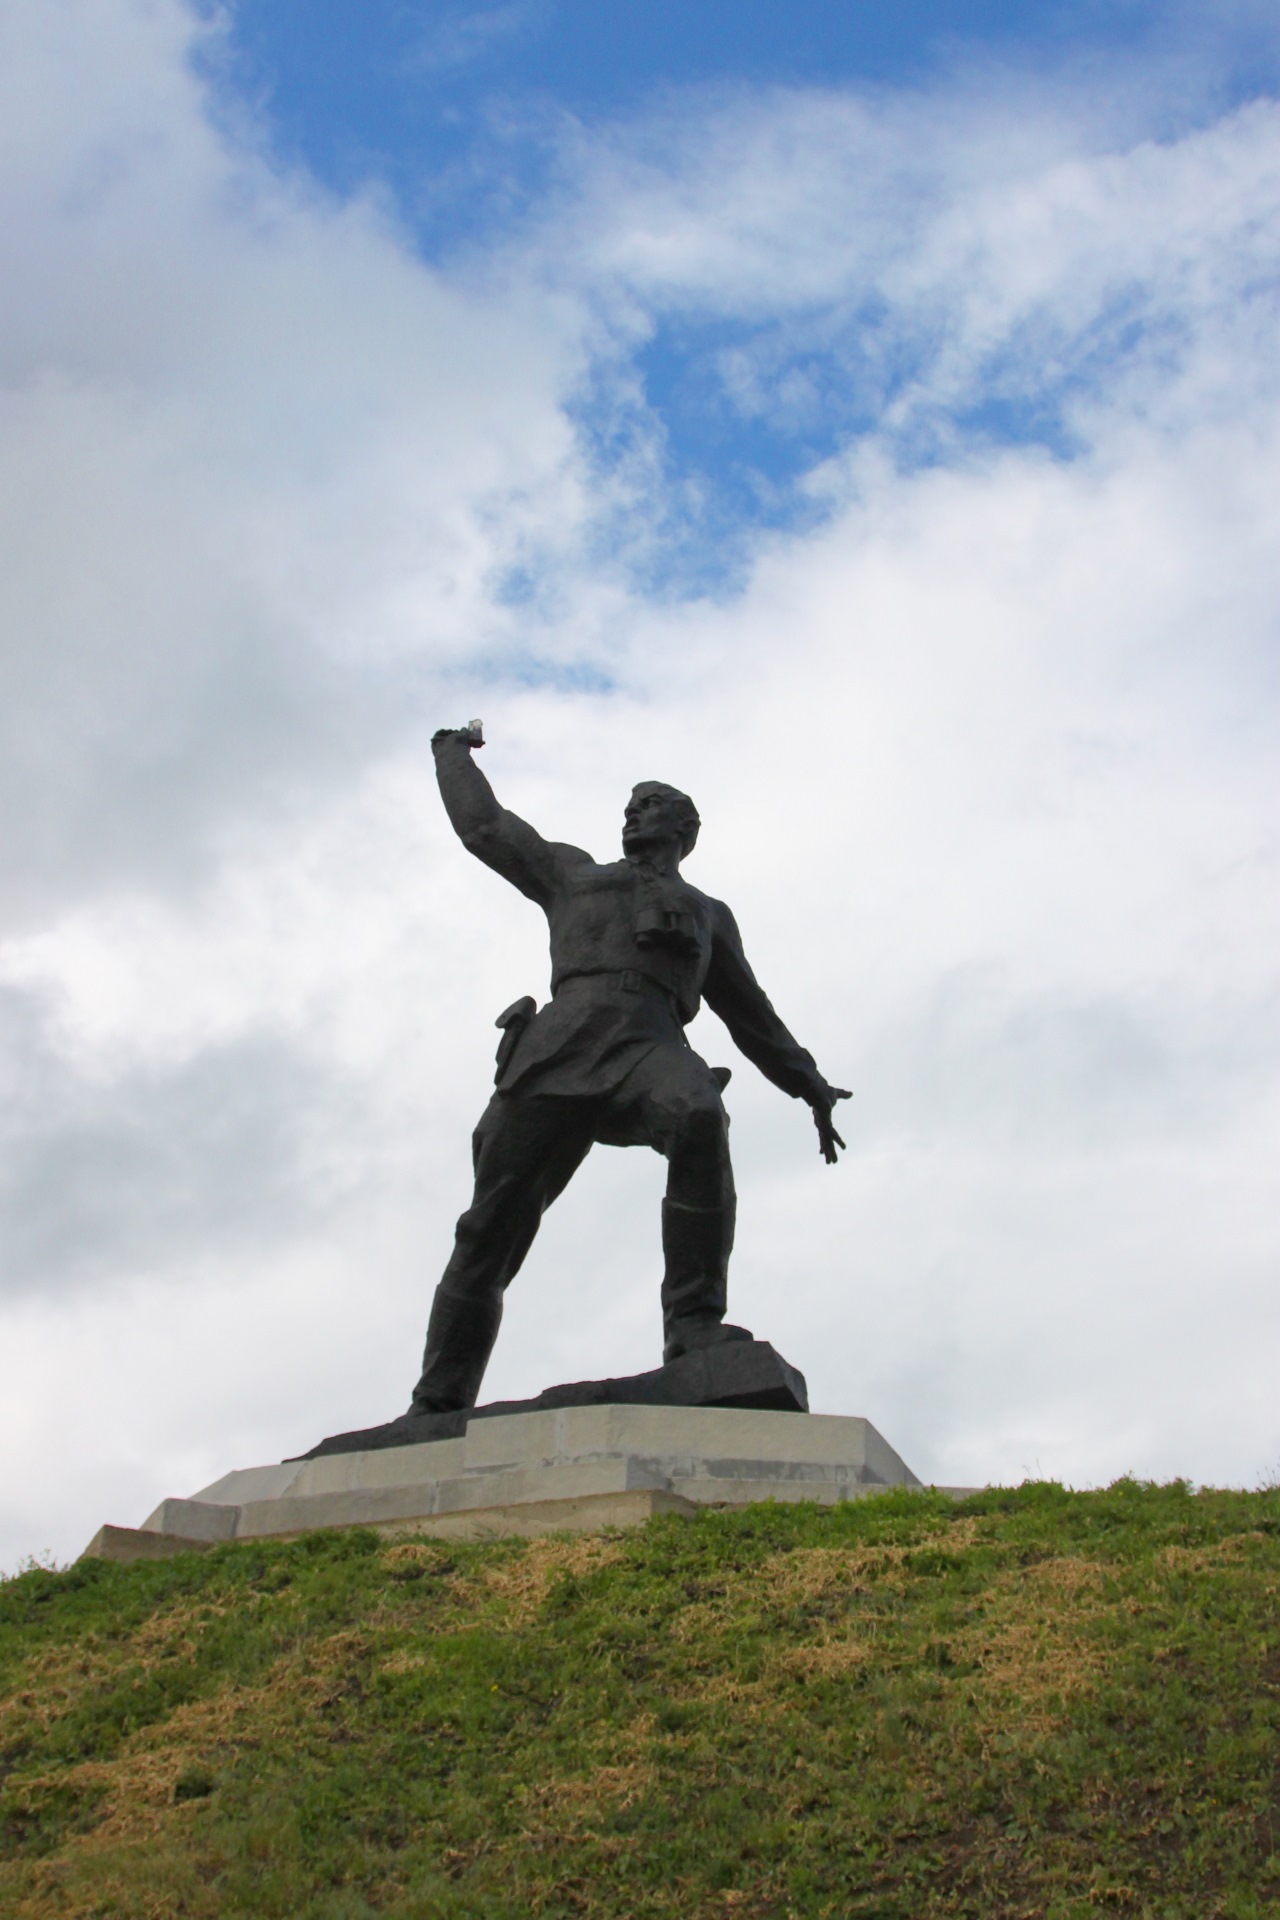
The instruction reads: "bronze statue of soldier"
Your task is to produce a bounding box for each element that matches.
[410,723,851,1415]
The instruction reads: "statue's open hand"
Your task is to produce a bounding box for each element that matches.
[807,1083,852,1165]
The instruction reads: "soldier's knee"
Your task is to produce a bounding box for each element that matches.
[668,1095,728,1161]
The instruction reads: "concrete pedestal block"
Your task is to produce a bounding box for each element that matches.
[81,1524,216,1563]
[81,1403,929,1562]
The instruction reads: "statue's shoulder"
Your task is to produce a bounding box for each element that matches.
[679,875,729,919]
[549,841,595,869]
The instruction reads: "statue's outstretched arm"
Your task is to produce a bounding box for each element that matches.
[703,902,851,1164]
[432,727,576,909]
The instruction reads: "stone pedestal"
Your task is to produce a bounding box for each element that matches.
[81,1403,927,1562]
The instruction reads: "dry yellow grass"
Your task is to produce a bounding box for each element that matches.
[4,1486,1276,1918]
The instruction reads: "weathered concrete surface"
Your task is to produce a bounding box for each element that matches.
[81,1524,215,1563]
[75,1404,931,1560]
[82,1492,700,1561]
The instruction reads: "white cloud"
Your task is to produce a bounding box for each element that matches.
[537,80,1280,481]
[1,2,1277,1568]
[0,0,590,926]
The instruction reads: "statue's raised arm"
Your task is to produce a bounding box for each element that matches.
[431,724,571,910]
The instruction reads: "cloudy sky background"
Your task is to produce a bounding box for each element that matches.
[1,0,1276,1570]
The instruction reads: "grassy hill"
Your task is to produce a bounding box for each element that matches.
[2,1481,1277,1918]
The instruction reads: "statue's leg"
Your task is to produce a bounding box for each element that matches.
[409,1093,593,1414]
[607,1047,752,1365]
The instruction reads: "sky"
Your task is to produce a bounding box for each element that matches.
[1,0,1277,1571]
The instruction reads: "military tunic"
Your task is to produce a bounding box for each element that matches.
[434,733,824,1106]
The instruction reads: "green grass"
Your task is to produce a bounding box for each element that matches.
[2,1481,1278,1918]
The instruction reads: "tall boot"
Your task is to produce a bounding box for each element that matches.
[407,1277,503,1415]
[660,1198,753,1365]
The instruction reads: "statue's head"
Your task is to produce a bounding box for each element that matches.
[622,782,700,861]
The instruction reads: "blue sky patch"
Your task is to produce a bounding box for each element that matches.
[202,2,1280,590]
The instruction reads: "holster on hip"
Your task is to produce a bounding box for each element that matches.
[493,996,537,1084]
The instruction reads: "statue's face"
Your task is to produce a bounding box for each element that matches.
[622,785,689,857]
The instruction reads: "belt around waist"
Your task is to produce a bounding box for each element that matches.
[554,969,690,1014]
